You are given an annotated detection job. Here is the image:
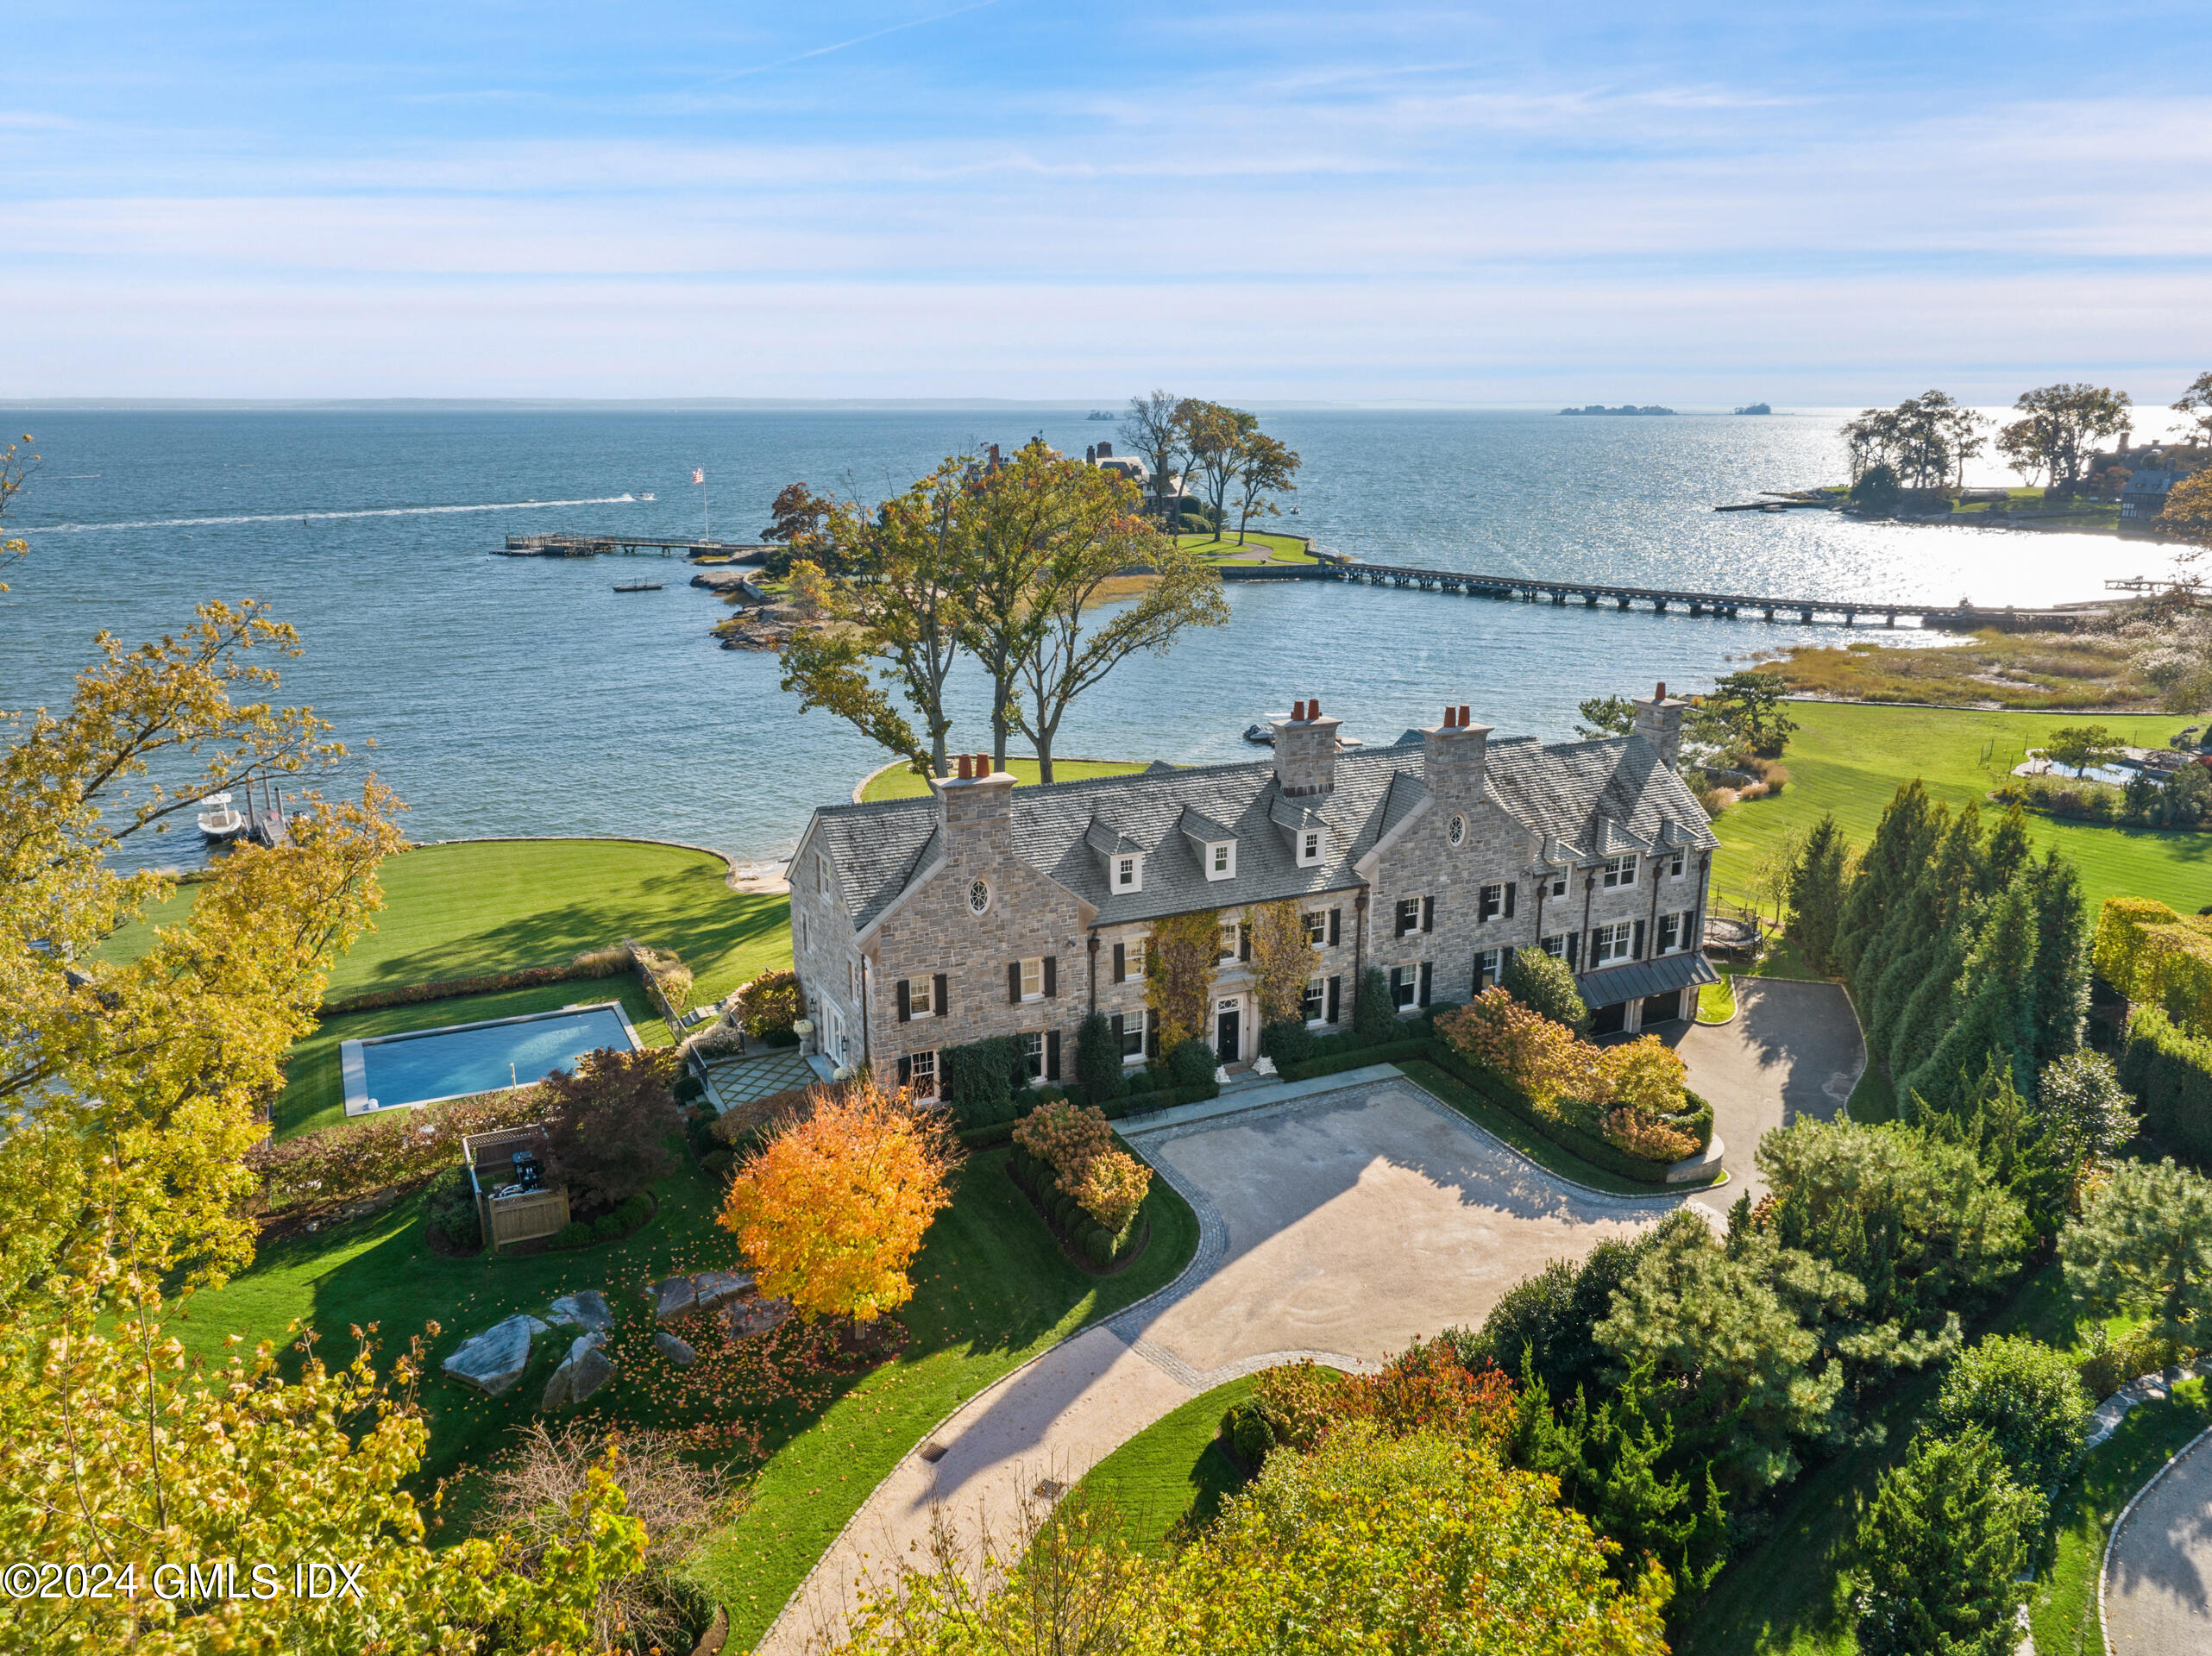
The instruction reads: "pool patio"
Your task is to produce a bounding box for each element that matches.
[697,1044,831,1113]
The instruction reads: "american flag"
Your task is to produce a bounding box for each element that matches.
[692,467,705,485]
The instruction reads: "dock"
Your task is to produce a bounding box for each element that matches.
[500,533,772,561]
[1325,559,2100,630]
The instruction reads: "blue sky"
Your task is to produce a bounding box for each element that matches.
[6,3,2210,402]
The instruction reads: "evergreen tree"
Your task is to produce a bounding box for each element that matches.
[1887,915,1976,1086]
[1838,781,1938,992]
[1980,802,2033,894]
[1852,1430,2043,1656]
[1786,813,1850,971]
[2061,1157,2212,1348]
[2023,848,2089,1066]
[1901,882,2040,1115]
[1869,805,1979,1057]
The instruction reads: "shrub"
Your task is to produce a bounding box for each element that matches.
[1167,1037,1216,1088]
[592,1213,625,1242]
[736,969,803,1040]
[1225,1400,1284,1469]
[550,1221,594,1251]
[943,1036,1024,1128]
[539,1046,683,1209]
[1435,990,1592,1113]
[673,1074,704,1104]
[1076,1149,1150,1235]
[1931,1335,2092,1490]
[2117,1006,2212,1164]
[1013,1099,1153,1231]
[249,1085,549,1210]
[1084,1227,1115,1264]
[1074,1012,1122,1106]
[1851,1431,2042,1656]
[1598,1036,1688,1115]
[701,1149,733,1177]
[1602,1108,1698,1162]
[1352,965,1398,1042]
[1259,1018,1316,1065]
[2077,1324,2184,1399]
[1501,949,1589,1035]
[421,1165,481,1252]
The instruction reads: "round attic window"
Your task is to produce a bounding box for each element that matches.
[1448,813,1467,847]
[968,878,991,916]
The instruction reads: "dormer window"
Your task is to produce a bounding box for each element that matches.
[1301,830,1320,863]
[1115,854,1143,893]
[1208,841,1236,881]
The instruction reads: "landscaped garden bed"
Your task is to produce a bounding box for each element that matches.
[1006,1100,1156,1271]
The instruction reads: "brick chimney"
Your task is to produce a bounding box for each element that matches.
[1271,696,1341,799]
[1631,681,1686,769]
[1423,703,1491,801]
[1097,440,1113,458]
[934,757,1015,855]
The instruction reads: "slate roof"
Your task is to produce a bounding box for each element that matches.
[1577,950,1719,1007]
[805,732,1719,934]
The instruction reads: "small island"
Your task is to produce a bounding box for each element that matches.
[1734,402,1772,415]
[1560,404,1675,416]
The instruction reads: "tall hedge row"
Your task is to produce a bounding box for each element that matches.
[2118,1005,2212,1165]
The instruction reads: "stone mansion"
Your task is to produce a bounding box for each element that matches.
[788,687,1720,1099]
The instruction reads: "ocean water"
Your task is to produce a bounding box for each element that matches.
[0,407,2151,872]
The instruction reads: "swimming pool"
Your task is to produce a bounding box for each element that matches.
[341,1002,641,1116]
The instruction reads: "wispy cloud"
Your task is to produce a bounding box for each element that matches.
[684,0,1003,88]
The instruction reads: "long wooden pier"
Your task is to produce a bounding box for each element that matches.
[500,533,770,560]
[1325,559,2097,630]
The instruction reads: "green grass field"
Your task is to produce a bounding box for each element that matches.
[860,757,1152,801]
[1071,1376,1258,1557]
[1710,703,2209,913]
[1173,530,1316,563]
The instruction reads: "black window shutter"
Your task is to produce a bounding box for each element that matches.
[1419,962,1433,1006]
[1008,962,1021,1004]
[1327,975,1341,1022]
[897,1055,912,1085]
[1113,942,1126,982]
[1422,895,1435,933]
[895,980,911,1022]
[1501,945,1516,977]
[1632,920,1646,960]
[1147,1022,1159,1059]
[1329,907,1341,946]
[934,972,947,1015]
[1239,925,1251,963]
[1393,905,1405,938]
[1568,932,1580,968]
[1044,955,1058,998]
[1504,881,1517,919]
[1110,1013,1124,1040]
[1046,1030,1061,1081]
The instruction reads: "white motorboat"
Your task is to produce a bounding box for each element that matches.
[197,791,247,841]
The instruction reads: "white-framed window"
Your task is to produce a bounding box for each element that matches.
[908,1048,938,1099]
[1396,897,1422,935]
[1549,873,1568,898]
[1448,812,1467,847]
[1541,934,1567,959]
[1303,978,1327,1024]
[1668,852,1686,878]
[1304,910,1328,947]
[906,975,935,1017]
[1658,913,1681,954]
[1118,1009,1147,1063]
[1125,935,1147,979]
[1019,957,1045,1000]
[1207,840,1236,880]
[1593,920,1634,964]
[1217,921,1241,964]
[1476,946,1515,991]
[816,852,829,890]
[968,878,991,915]
[1480,882,1514,921]
[1391,964,1420,1008]
[1302,829,1321,863]
[1116,854,1140,891]
[1022,1031,1045,1078]
[827,1006,846,1063]
[1602,856,1637,889]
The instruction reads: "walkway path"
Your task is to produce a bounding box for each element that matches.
[2103,1420,2212,1655]
[1674,978,1864,1205]
[762,1074,1694,1653]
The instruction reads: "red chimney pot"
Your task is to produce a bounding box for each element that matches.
[956,755,971,781]
[1656,681,1667,700]
[1459,704,1471,726]
[1307,695,1321,718]
[1443,706,1456,727]
[1292,699,1306,721]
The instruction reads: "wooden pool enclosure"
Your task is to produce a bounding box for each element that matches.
[463,1124,570,1252]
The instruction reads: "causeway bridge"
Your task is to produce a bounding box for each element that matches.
[1323,558,2094,630]
[500,532,771,559]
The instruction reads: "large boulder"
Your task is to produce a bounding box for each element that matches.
[443,1315,549,1396]
[547,1290,613,1334]
[540,1333,615,1411]
[646,1276,698,1321]
[726,1296,792,1340]
[653,1330,698,1368]
[690,1270,755,1310]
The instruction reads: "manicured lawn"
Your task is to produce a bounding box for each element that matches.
[1710,704,2209,913]
[1071,1376,1259,1558]
[276,978,672,1140]
[693,1152,1199,1650]
[1844,1065,1898,1126]
[860,757,1153,801]
[176,1141,1199,1652]
[2030,1377,2212,1656]
[1697,975,1737,1023]
[1174,530,1315,563]
[111,838,791,1007]
[1681,1262,2083,1656]
[1394,1059,1681,1196]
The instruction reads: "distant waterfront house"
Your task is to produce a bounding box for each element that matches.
[2121,471,2177,520]
[785,687,1719,1097]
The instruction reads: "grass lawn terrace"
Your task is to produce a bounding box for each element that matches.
[1173,530,1317,564]
[1709,701,2210,914]
[860,757,1152,801]
[1071,1376,1259,1558]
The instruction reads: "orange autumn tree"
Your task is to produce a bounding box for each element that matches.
[717,1079,962,1323]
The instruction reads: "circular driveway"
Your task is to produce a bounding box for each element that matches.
[2105,1427,2212,1655]
[1675,977,1865,1205]
[764,1075,1694,1653]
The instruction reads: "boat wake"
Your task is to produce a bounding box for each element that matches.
[26,494,643,533]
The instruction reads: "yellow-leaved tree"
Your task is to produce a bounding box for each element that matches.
[0,499,646,1652]
[718,1078,961,1323]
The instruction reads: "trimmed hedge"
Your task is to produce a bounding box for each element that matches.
[2118,1004,2212,1164]
[320,957,625,1018]
[1006,1141,1146,1267]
